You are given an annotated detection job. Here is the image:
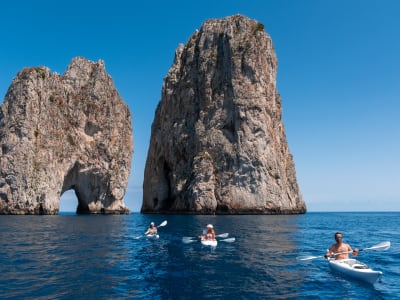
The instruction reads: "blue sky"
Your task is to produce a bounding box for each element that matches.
[1,1,399,212]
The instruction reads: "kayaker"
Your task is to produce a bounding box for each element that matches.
[199,224,216,240]
[325,232,358,260]
[144,222,157,235]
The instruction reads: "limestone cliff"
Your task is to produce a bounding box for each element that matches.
[142,15,306,214]
[0,57,133,214]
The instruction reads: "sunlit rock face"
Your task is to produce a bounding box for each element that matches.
[0,57,133,214]
[143,15,306,214]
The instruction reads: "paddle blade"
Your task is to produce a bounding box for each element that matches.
[296,255,323,261]
[216,233,229,238]
[220,237,235,243]
[158,220,167,227]
[365,241,391,251]
[182,237,196,244]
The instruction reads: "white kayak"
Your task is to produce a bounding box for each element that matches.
[146,233,159,239]
[328,258,382,284]
[201,239,218,247]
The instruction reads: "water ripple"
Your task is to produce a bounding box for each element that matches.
[0,213,398,299]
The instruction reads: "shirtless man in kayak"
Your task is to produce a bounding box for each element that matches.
[144,222,157,235]
[325,232,358,260]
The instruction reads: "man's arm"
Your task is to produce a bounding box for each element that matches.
[348,244,359,256]
[324,246,333,258]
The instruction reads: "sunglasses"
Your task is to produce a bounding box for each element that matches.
[335,236,343,239]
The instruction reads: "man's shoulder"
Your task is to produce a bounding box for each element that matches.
[328,244,337,251]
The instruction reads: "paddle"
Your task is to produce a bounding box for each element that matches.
[296,241,391,262]
[157,220,168,228]
[182,236,236,244]
[217,233,229,238]
[145,220,167,234]
[182,237,197,244]
[219,237,235,243]
[134,220,168,239]
[358,241,390,252]
[182,232,229,241]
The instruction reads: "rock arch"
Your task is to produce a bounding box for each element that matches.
[0,57,133,214]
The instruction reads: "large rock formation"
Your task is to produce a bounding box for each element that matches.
[143,15,306,214]
[0,57,133,214]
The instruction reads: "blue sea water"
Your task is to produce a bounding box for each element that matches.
[0,212,398,299]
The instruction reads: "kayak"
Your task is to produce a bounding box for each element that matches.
[146,233,159,239]
[201,239,218,247]
[328,258,382,284]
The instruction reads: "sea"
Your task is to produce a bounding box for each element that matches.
[0,212,398,299]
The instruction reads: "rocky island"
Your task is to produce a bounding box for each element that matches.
[0,57,133,214]
[142,15,306,214]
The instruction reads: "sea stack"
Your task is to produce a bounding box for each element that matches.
[142,15,306,214]
[0,57,133,214]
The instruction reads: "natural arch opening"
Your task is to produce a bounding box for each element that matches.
[59,162,109,214]
[59,189,78,213]
[60,162,91,214]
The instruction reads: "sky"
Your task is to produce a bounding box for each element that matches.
[1,0,399,212]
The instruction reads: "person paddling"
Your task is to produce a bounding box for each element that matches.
[144,222,157,235]
[325,232,358,260]
[199,224,216,240]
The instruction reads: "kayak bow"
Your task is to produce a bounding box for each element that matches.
[201,238,218,247]
[146,233,159,239]
[328,258,382,284]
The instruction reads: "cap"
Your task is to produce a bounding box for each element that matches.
[206,224,213,229]
[150,222,155,226]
